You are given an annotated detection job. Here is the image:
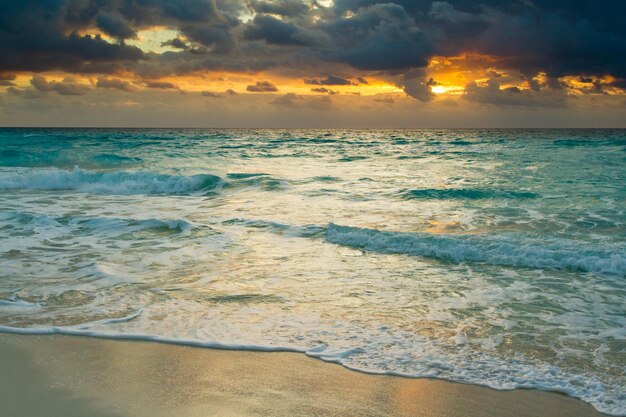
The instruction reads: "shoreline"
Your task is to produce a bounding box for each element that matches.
[0,333,609,417]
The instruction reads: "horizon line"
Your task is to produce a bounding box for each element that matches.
[2,126,626,130]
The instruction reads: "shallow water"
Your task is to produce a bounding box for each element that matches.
[0,128,624,415]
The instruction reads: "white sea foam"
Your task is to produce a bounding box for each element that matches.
[0,167,222,194]
[0,292,42,312]
[0,323,301,353]
[326,224,626,276]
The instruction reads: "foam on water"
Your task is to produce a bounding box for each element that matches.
[0,292,43,313]
[0,317,623,416]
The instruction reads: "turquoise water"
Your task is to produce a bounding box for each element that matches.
[0,128,624,415]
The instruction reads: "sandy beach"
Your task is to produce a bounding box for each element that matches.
[0,333,607,417]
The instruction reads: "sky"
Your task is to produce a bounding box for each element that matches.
[1,0,625,128]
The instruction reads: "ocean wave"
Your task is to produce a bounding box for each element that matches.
[402,188,539,200]
[312,175,342,182]
[338,155,369,162]
[325,224,626,275]
[226,172,269,179]
[76,217,197,234]
[0,167,222,195]
[224,173,289,190]
[551,138,626,148]
[91,154,143,166]
[222,218,325,237]
[0,211,199,235]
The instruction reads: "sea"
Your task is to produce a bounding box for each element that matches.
[0,128,624,415]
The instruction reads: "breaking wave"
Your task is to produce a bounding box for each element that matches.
[0,168,222,195]
[326,224,626,275]
[0,211,198,235]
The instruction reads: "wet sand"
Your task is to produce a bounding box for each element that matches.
[0,333,607,417]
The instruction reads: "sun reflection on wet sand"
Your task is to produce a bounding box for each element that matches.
[0,334,606,417]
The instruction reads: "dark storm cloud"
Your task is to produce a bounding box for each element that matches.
[31,75,90,96]
[251,0,310,17]
[304,75,354,86]
[320,3,433,71]
[246,81,279,92]
[162,38,189,50]
[115,0,227,24]
[328,0,626,78]
[465,6,626,79]
[201,88,238,97]
[144,81,179,90]
[310,87,339,95]
[0,0,239,73]
[96,11,136,39]
[272,93,333,110]
[201,90,222,98]
[464,78,567,108]
[244,14,314,46]
[180,24,235,52]
[398,69,435,102]
[609,79,626,90]
[96,76,137,92]
[1,0,625,99]
[402,80,434,102]
[0,1,144,73]
[7,87,46,100]
[0,73,16,87]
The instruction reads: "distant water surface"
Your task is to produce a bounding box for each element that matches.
[0,129,624,415]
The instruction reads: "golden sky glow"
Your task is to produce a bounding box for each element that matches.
[6,48,626,101]
[2,1,626,127]
[5,26,626,101]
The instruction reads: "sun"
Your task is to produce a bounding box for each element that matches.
[431,85,448,94]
